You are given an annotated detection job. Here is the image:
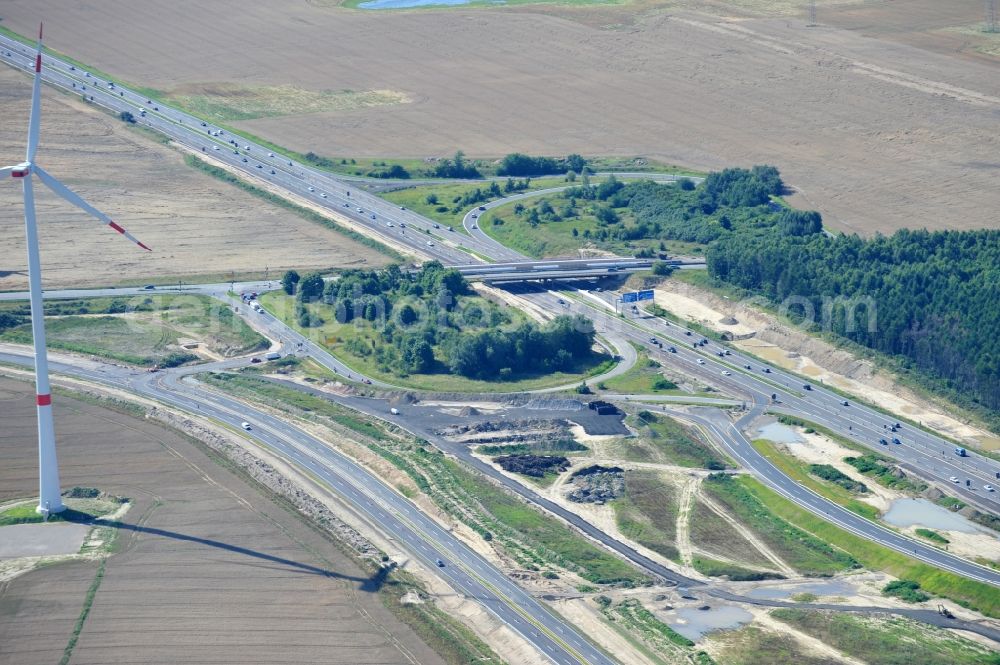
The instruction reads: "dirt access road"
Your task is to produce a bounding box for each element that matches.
[2,1,999,236]
[0,66,388,291]
[0,377,442,665]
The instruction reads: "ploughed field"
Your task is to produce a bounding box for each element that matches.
[2,1,999,235]
[0,66,388,291]
[0,377,442,665]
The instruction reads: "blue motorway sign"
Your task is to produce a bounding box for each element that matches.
[623,290,655,303]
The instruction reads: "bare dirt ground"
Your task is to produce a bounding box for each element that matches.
[0,67,388,292]
[2,2,999,236]
[0,377,443,665]
[648,277,1000,451]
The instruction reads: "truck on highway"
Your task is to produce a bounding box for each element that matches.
[265,351,280,361]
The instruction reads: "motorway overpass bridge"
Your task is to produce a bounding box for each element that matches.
[453,257,705,282]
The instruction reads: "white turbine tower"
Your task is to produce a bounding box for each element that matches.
[2,24,150,517]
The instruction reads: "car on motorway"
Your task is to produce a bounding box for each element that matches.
[213,146,219,150]
[399,206,406,210]
[270,169,275,175]
[763,367,772,373]
[803,384,812,390]
[985,484,995,492]
[320,193,327,198]
[892,438,901,444]
[436,558,445,567]
[343,202,350,207]
[842,400,849,406]
[268,152,275,157]
[250,357,261,364]
[722,370,732,376]
[257,164,262,169]
[307,186,314,192]
[685,331,692,336]
[241,422,252,431]
[668,346,676,353]
[427,241,435,247]
[950,476,960,483]
[478,206,487,211]
[357,207,364,213]
[143,284,156,290]
[697,358,705,365]
[371,214,377,220]
[242,157,248,163]
[201,122,207,126]
[472,224,478,229]
[386,222,394,227]
[879,439,889,445]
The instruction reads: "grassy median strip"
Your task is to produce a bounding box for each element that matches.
[738,476,1000,617]
[184,155,402,260]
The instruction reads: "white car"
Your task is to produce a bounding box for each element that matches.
[722,370,732,376]
[213,146,220,150]
[949,476,959,483]
[386,222,394,228]
[241,421,252,431]
[308,186,315,192]
[427,241,435,247]
[268,152,275,157]
[985,484,995,492]
[357,208,364,213]
[697,359,705,365]
[320,193,327,198]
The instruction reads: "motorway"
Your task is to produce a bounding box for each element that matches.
[4,345,1000,650]
[3,28,1000,646]
[5,27,1000,566]
[0,347,614,665]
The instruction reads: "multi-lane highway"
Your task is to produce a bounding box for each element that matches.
[0,347,614,665]
[3,27,1000,639]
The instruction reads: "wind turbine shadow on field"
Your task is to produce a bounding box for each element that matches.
[88,517,374,584]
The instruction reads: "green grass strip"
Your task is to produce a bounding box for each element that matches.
[739,476,1000,617]
[59,559,106,665]
[750,439,880,521]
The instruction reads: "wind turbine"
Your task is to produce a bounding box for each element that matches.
[2,24,150,517]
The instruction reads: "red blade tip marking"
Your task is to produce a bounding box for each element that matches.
[37,393,52,406]
[108,221,125,234]
[39,23,43,40]
[138,242,151,251]
[35,54,42,72]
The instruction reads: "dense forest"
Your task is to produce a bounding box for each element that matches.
[604,167,1000,422]
[286,263,598,380]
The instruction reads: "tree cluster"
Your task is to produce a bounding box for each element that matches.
[496,153,588,177]
[432,151,482,179]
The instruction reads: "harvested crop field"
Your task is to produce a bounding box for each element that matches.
[0,66,388,292]
[2,1,999,236]
[0,377,443,665]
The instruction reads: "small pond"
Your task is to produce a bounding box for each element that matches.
[668,605,752,640]
[756,421,804,444]
[883,498,990,534]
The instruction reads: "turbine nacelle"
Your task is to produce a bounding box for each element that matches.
[11,163,30,178]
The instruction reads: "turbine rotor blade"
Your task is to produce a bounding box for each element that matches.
[26,23,43,163]
[0,166,16,178]
[32,165,151,251]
